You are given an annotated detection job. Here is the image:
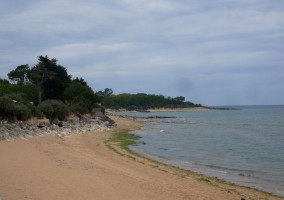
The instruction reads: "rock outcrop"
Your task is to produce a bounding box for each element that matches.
[0,115,116,141]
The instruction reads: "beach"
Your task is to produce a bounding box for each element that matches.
[0,116,282,200]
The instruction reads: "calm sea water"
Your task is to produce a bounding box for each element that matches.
[121,106,284,196]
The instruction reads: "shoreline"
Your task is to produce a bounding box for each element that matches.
[0,116,283,200]
[106,106,209,114]
[112,109,284,197]
[108,117,283,199]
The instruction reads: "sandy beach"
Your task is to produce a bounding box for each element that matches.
[0,116,282,200]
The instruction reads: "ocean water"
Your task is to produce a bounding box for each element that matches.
[121,106,284,196]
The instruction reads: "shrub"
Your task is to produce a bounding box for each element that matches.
[26,103,43,118]
[7,92,29,104]
[127,105,138,111]
[38,100,69,123]
[0,96,32,121]
[0,96,14,120]
[0,83,36,103]
[70,103,89,115]
[13,104,32,121]
[93,103,106,114]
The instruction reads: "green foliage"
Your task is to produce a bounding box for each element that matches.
[0,78,10,85]
[38,100,69,122]
[13,104,32,121]
[108,129,141,153]
[0,96,14,119]
[93,103,106,114]
[0,96,32,121]
[7,93,42,117]
[64,78,99,113]
[97,88,113,97]
[6,92,30,104]
[7,64,30,84]
[102,93,200,110]
[2,56,102,121]
[29,55,71,103]
[2,55,203,122]
[0,83,37,102]
[64,80,96,103]
[102,96,114,107]
[73,77,87,86]
[96,88,113,103]
[70,103,89,115]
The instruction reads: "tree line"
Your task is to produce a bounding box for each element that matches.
[0,55,201,122]
[102,93,201,110]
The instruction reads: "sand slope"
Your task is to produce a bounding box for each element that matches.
[0,117,282,200]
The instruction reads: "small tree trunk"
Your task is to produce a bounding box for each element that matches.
[36,81,43,104]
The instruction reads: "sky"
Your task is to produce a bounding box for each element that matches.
[0,0,284,106]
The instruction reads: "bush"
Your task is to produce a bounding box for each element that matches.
[7,92,29,104]
[0,83,36,103]
[93,103,106,114]
[13,104,32,121]
[127,105,138,111]
[26,103,43,118]
[38,100,69,123]
[0,96,32,121]
[70,103,89,115]
[0,96,14,120]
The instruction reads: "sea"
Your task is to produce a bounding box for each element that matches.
[118,105,284,196]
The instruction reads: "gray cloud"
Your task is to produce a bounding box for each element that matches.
[0,0,284,105]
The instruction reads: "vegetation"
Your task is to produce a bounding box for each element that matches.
[0,79,36,102]
[7,64,30,84]
[0,55,201,122]
[38,100,69,123]
[64,78,100,114]
[107,129,141,153]
[29,56,71,103]
[0,96,32,122]
[102,93,201,110]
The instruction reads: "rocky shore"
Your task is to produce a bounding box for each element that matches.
[0,115,116,141]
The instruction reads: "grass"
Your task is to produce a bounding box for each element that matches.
[109,129,141,152]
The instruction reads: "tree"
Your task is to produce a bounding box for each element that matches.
[64,78,98,113]
[97,88,113,97]
[102,93,200,110]
[174,96,185,102]
[104,88,113,96]
[29,55,71,103]
[42,63,71,101]
[0,78,10,85]
[73,77,87,86]
[30,58,56,104]
[7,64,30,84]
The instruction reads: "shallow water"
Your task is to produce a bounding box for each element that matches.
[121,106,284,196]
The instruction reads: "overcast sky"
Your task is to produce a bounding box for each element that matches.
[1,0,283,106]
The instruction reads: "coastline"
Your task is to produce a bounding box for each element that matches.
[106,107,209,114]
[0,116,283,200]
[108,117,283,199]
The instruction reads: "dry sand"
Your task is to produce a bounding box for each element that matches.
[0,117,282,200]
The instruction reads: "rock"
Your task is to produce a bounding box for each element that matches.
[58,121,63,127]
[38,122,47,129]
[50,124,58,130]
[0,115,116,141]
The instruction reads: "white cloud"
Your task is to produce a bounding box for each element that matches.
[119,0,182,13]
[0,0,284,105]
[43,42,136,60]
